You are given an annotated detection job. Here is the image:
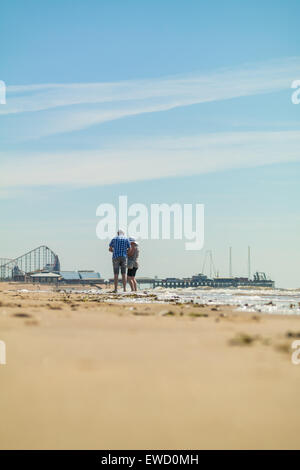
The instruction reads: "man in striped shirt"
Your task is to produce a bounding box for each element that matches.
[109,230,131,293]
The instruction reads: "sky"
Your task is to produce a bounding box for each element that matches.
[0,0,300,287]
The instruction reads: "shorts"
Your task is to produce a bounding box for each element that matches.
[113,256,127,275]
[127,267,138,277]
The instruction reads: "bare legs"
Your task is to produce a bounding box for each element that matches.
[128,276,137,291]
[122,273,127,292]
[113,274,118,293]
[113,273,127,293]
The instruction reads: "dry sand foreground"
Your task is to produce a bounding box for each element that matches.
[0,282,300,449]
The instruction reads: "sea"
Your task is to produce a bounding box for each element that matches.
[16,286,300,315]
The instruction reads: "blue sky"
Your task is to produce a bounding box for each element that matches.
[1,0,300,286]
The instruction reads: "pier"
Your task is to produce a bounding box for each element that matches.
[135,273,275,289]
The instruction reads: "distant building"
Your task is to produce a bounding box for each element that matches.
[59,271,103,284]
[59,271,81,283]
[30,272,62,284]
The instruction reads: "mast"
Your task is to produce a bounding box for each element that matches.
[248,246,251,280]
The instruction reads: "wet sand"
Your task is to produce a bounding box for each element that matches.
[1,282,300,449]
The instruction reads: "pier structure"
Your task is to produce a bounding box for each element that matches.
[137,273,274,289]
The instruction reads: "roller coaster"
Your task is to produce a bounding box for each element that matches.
[0,246,60,280]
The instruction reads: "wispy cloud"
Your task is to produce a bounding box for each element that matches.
[1,57,300,139]
[1,57,299,196]
[1,130,300,191]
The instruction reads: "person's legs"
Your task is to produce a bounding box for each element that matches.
[113,273,118,292]
[112,258,120,292]
[132,267,138,291]
[127,275,134,291]
[120,257,127,292]
[121,273,127,291]
[127,267,136,291]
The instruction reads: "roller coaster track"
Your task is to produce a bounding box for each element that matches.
[0,246,60,280]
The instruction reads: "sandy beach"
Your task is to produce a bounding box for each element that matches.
[1,282,300,449]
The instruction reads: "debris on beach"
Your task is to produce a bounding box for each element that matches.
[13,312,32,318]
[159,310,175,316]
[188,312,209,318]
[229,333,259,346]
[286,331,300,338]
